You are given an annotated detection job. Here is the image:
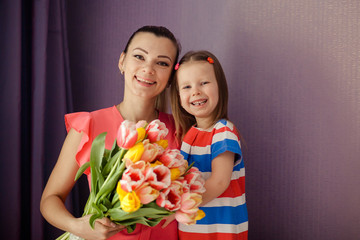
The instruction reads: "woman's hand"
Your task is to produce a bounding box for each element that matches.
[72,215,125,240]
[161,214,176,228]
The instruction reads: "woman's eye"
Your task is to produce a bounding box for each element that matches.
[158,61,170,67]
[134,55,144,60]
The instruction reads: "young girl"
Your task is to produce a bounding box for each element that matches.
[171,50,248,240]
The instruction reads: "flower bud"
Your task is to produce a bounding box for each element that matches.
[117,120,138,149]
[121,191,141,213]
[124,142,145,163]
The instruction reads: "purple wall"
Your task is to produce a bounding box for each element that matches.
[65,1,360,239]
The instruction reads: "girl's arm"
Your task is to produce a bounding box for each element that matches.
[40,129,123,240]
[200,151,235,206]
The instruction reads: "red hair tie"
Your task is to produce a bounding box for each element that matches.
[207,57,214,64]
[174,63,180,70]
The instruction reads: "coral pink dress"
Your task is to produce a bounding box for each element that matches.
[65,105,179,240]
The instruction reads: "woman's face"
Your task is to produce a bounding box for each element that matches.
[119,32,177,101]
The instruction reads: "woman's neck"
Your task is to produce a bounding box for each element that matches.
[117,98,158,123]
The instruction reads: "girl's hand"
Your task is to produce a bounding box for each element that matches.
[161,214,176,228]
[73,215,125,240]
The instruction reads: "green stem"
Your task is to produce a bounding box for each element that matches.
[94,149,127,204]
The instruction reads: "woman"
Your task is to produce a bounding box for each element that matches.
[40,26,181,240]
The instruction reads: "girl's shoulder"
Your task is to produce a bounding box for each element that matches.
[213,119,236,131]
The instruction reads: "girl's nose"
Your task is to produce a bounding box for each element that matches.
[192,88,201,96]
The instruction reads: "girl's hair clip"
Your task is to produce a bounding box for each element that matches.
[207,57,214,64]
[174,63,180,70]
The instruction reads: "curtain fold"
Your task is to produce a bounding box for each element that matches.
[0,0,22,239]
[33,0,75,239]
[0,0,73,239]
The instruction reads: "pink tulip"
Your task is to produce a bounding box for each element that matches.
[116,120,138,149]
[183,167,206,194]
[145,119,169,142]
[156,181,183,211]
[120,161,147,192]
[135,182,160,204]
[175,210,198,225]
[145,165,171,190]
[136,120,147,129]
[159,149,188,175]
[175,192,203,224]
[141,140,159,163]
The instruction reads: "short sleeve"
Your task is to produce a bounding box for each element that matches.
[64,112,92,172]
[211,120,242,162]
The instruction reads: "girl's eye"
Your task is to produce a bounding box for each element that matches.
[201,81,209,85]
[181,85,191,90]
[134,55,144,60]
[158,61,170,67]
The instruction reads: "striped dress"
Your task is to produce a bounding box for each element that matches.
[179,119,248,240]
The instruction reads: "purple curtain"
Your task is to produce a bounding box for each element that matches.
[0,0,76,239]
[1,1,359,240]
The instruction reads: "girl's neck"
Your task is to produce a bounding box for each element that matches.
[195,117,215,130]
[117,98,158,123]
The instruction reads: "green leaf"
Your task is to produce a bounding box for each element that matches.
[107,204,172,222]
[74,162,90,181]
[89,132,107,194]
[102,150,122,177]
[89,212,104,229]
[95,156,126,204]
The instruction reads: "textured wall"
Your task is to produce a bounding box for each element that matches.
[66,1,360,239]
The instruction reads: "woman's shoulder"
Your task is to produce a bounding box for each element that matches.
[64,105,121,132]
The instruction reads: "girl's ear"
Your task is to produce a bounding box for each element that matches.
[118,52,126,74]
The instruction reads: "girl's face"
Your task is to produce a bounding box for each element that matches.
[119,32,177,101]
[177,61,219,128]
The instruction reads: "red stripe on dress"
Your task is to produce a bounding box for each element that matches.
[179,230,248,240]
[218,177,245,198]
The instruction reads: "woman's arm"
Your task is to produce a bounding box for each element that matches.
[200,151,235,206]
[40,129,123,240]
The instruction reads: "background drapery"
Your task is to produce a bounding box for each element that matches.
[1,1,359,239]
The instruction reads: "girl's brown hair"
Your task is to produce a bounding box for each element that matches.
[170,50,229,140]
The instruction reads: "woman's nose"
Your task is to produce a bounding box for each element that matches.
[142,62,155,74]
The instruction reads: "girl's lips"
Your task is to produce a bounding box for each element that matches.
[136,76,156,85]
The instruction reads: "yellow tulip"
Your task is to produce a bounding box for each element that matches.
[121,191,141,213]
[195,210,206,221]
[116,182,127,201]
[170,168,181,180]
[136,127,146,142]
[155,139,168,150]
[150,160,163,168]
[124,142,144,163]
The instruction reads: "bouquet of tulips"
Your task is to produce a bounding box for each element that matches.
[57,119,206,239]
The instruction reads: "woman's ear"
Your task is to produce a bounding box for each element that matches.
[118,52,126,74]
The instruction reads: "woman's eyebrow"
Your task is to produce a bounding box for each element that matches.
[133,47,172,62]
